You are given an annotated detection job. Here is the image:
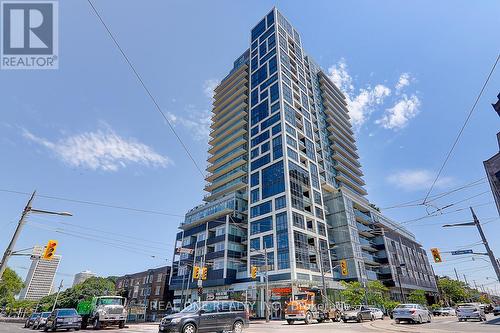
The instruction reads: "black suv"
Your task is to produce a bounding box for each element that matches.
[44,308,81,332]
[24,312,40,328]
[159,301,249,333]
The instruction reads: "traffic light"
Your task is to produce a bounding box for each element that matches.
[192,266,200,279]
[431,248,442,263]
[340,259,348,276]
[42,240,58,260]
[201,267,208,280]
[251,266,258,279]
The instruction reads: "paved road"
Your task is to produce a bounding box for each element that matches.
[1,315,499,332]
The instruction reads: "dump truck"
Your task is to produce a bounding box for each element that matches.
[77,296,127,329]
[285,289,341,324]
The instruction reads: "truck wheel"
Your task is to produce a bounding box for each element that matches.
[304,312,312,325]
[93,318,101,330]
[286,319,294,325]
[119,321,125,329]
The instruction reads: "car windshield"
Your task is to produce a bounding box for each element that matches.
[98,298,123,306]
[180,303,200,313]
[458,304,475,308]
[30,313,40,318]
[57,309,77,316]
[396,304,417,309]
[293,294,309,301]
[41,313,50,318]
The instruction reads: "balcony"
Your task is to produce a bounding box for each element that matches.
[205,167,247,192]
[182,193,241,228]
[331,142,360,162]
[206,158,247,182]
[355,210,372,224]
[333,153,362,175]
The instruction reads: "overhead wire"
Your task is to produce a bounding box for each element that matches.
[0,188,184,218]
[422,54,500,204]
[85,0,205,178]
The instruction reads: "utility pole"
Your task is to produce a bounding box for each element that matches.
[470,208,500,282]
[313,246,329,308]
[0,192,36,280]
[52,280,63,311]
[474,280,478,290]
[454,268,460,281]
[463,274,469,287]
[263,247,269,323]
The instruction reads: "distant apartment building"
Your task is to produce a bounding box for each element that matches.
[72,270,96,287]
[19,246,61,300]
[169,8,437,316]
[115,266,173,322]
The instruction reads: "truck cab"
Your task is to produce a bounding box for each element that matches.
[78,296,127,329]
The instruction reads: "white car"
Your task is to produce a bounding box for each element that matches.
[392,304,431,324]
[456,303,486,322]
[369,308,384,320]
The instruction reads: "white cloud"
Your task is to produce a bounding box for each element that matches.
[327,60,420,130]
[395,73,411,92]
[203,79,220,99]
[167,106,211,141]
[22,126,171,171]
[376,94,421,130]
[328,60,391,128]
[387,169,454,191]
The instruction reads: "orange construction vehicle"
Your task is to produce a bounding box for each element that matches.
[285,288,341,324]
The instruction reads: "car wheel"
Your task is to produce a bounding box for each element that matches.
[427,315,431,323]
[182,323,196,333]
[286,319,294,325]
[43,326,48,332]
[370,315,375,321]
[233,320,244,333]
[119,320,125,329]
[395,319,400,324]
[357,315,362,323]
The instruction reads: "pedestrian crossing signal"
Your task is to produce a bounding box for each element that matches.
[43,240,58,260]
[251,266,258,279]
[340,259,348,276]
[431,248,442,263]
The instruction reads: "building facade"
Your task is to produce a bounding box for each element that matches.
[72,270,96,287]
[169,8,437,316]
[19,246,61,300]
[115,266,173,322]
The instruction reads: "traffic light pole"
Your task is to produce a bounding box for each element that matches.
[52,280,64,311]
[0,191,35,281]
[470,207,500,282]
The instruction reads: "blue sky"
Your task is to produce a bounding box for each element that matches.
[1,0,499,294]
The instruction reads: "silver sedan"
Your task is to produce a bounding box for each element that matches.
[392,304,431,324]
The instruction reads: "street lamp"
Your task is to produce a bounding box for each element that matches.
[0,191,73,280]
[250,247,270,322]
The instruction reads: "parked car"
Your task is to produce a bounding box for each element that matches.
[392,304,431,324]
[369,308,384,320]
[25,313,40,328]
[493,305,500,316]
[432,307,456,316]
[456,303,486,322]
[44,308,82,332]
[159,301,249,333]
[341,305,375,322]
[31,312,51,330]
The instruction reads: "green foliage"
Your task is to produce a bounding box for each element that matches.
[366,280,389,307]
[408,289,427,305]
[37,277,116,311]
[478,294,491,304]
[340,281,365,306]
[437,277,469,305]
[0,267,24,306]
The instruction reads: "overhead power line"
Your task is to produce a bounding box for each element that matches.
[382,177,487,210]
[85,0,205,178]
[422,53,500,204]
[0,188,184,217]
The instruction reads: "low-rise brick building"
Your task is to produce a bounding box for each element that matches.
[115,266,173,322]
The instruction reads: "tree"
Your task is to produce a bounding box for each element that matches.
[366,280,389,307]
[0,267,24,306]
[37,277,116,311]
[437,277,469,305]
[408,289,427,305]
[340,281,365,306]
